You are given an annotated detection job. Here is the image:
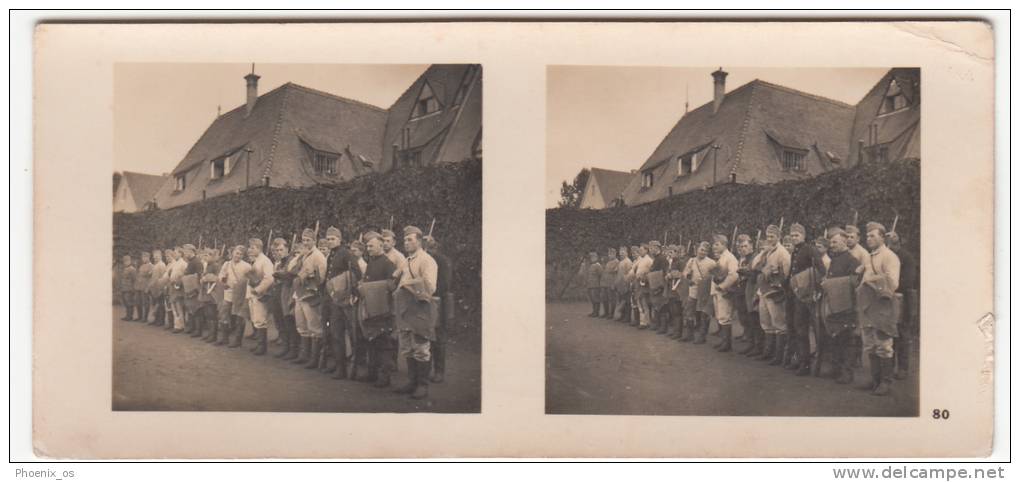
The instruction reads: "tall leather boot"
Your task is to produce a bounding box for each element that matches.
[284,333,301,361]
[121,304,134,321]
[894,336,910,380]
[191,314,204,338]
[292,336,310,364]
[372,348,392,388]
[835,341,854,384]
[769,334,787,365]
[228,319,244,348]
[860,353,881,391]
[251,328,267,356]
[205,320,218,343]
[331,338,348,380]
[692,316,706,345]
[246,321,257,339]
[304,338,322,369]
[680,319,695,342]
[215,322,229,346]
[739,328,757,355]
[411,359,430,400]
[360,343,379,383]
[657,312,670,335]
[431,342,446,383]
[872,356,894,396]
[274,327,291,358]
[715,325,732,352]
[394,358,418,394]
[795,335,812,376]
[746,330,764,357]
[164,310,174,330]
[758,333,775,361]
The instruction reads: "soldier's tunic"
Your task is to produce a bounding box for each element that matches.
[602,257,619,308]
[711,249,740,326]
[394,249,439,362]
[322,244,361,369]
[294,248,327,338]
[756,245,791,334]
[857,245,901,358]
[682,255,717,322]
[135,260,153,319]
[585,260,603,305]
[119,263,137,312]
[183,256,205,316]
[385,248,407,275]
[218,258,252,322]
[149,259,167,322]
[633,254,654,326]
[246,252,275,330]
[849,243,870,267]
[821,249,859,336]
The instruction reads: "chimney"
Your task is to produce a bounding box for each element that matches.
[244,64,260,117]
[711,68,728,114]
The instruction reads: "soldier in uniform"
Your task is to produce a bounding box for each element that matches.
[424,235,454,383]
[180,244,205,336]
[787,223,825,376]
[321,226,361,379]
[681,242,716,344]
[614,246,633,323]
[600,248,619,319]
[293,228,327,367]
[585,251,603,317]
[646,241,669,332]
[820,229,860,384]
[734,234,763,356]
[886,231,917,380]
[632,243,654,329]
[757,225,791,365]
[664,245,685,338]
[119,255,137,321]
[217,246,252,347]
[710,235,740,352]
[148,249,167,326]
[200,248,224,342]
[350,239,369,275]
[269,238,299,358]
[241,239,275,356]
[134,251,153,322]
[857,223,901,396]
[358,232,398,387]
[392,226,439,400]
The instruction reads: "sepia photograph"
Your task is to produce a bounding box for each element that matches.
[546,66,921,416]
[111,62,483,413]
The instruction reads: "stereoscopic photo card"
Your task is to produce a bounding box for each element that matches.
[32,21,995,458]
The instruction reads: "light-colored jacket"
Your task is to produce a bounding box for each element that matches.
[247,252,275,298]
[219,259,252,303]
[711,249,739,294]
[398,249,438,297]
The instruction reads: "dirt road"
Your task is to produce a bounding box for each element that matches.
[545,302,918,416]
[112,306,481,413]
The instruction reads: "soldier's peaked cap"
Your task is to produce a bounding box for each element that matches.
[325,226,342,238]
[404,225,423,236]
[301,228,316,239]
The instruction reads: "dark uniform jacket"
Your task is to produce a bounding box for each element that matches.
[359,254,398,340]
[432,250,453,296]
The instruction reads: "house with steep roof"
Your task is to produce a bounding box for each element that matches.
[617,68,858,207]
[579,167,635,209]
[114,171,169,213]
[149,64,482,210]
[848,68,920,166]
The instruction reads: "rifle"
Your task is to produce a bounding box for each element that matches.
[291,233,297,250]
[663,230,668,245]
[891,214,899,233]
[852,210,859,227]
[429,218,436,237]
[778,217,785,235]
[686,239,692,255]
[265,229,273,254]
[731,225,738,245]
[198,234,203,250]
[388,215,394,232]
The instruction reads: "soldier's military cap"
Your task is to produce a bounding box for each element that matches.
[865,222,887,236]
[301,228,316,240]
[649,240,662,248]
[765,224,781,236]
[712,234,728,246]
[325,226,342,238]
[404,225,423,236]
[380,229,396,238]
[182,244,196,252]
[790,223,806,236]
[363,231,382,241]
[844,225,860,235]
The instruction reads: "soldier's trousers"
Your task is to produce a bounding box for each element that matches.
[616,292,631,319]
[432,295,451,375]
[322,300,351,369]
[368,334,396,375]
[152,294,166,324]
[791,298,814,362]
[601,288,615,317]
[398,329,431,363]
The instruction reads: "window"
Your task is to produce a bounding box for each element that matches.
[641,171,654,189]
[210,155,231,180]
[411,82,442,119]
[879,78,910,115]
[678,154,695,176]
[869,144,890,163]
[174,173,186,192]
[313,151,339,176]
[781,149,807,171]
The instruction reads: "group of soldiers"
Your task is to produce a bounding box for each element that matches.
[582,220,918,397]
[115,226,455,401]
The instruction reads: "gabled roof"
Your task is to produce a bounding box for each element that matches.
[381,64,482,171]
[588,167,634,204]
[847,68,921,165]
[153,82,389,209]
[620,78,856,206]
[121,171,168,205]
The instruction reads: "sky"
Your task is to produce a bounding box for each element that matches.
[545,66,890,208]
[113,63,428,174]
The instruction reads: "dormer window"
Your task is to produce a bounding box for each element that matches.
[641,171,654,189]
[677,153,697,177]
[174,173,186,192]
[397,148,423,168]
[411,81,442,119]
[312,150,339,176]
[210,154,233,180]
[781,148,807,171]
[879,78,910,115]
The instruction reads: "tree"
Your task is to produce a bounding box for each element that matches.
[558,168,590,208]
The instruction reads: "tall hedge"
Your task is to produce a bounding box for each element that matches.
[547,159,920,301]
[114,159,482,325]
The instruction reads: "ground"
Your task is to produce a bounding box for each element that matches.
[545,301,919,416]
[112,306,481,413]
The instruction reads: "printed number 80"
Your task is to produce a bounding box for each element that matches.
[932,409,950,420]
